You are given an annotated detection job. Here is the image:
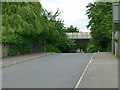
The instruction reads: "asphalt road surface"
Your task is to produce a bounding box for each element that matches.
[2,53,92,88]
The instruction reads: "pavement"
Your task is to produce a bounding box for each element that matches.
[2,52,50,67]
[77,52,118,88]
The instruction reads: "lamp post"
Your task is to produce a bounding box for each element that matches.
[112,2,120,56]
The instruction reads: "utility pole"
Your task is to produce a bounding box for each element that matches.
[118,2,120,59]
[112,3,115,54]
[113,4,120,89]
[112,2,120,56]
[118,7,120,59]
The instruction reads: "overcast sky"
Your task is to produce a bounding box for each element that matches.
[40,0,95,32]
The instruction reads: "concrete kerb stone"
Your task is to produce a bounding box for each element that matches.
[1,53,50,68]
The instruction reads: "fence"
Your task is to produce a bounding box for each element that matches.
[114,31,120,58]
[2,40,44,58]
[115,32,119,56]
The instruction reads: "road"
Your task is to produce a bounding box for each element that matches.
[2,53,92,88]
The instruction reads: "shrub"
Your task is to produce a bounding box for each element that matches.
[45,44,60,53]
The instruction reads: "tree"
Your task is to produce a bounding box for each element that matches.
[2,2,43,42]
[2,2,76,55]
[2,2,46,55]
[65,25,79,32]
[41,9,75,53]
[86,2,112,51]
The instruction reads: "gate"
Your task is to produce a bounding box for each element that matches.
[32,40,43,53]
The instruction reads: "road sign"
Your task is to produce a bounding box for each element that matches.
[113,3,120,23]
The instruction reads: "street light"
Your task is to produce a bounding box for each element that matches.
[112,2,120,55]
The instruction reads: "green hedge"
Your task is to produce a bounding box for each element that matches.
[7,37,33,56]
[45,44,60,53]
[8,42,32,56]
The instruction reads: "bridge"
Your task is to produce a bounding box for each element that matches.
[66,32,92,52]
[66,32,91,39]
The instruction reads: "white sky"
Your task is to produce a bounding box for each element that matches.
[40,0,95,32]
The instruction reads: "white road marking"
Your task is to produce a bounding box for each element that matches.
[74,55,93,90]
[62,53,69,55]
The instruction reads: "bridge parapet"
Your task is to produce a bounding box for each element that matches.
[66,32,91,39]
